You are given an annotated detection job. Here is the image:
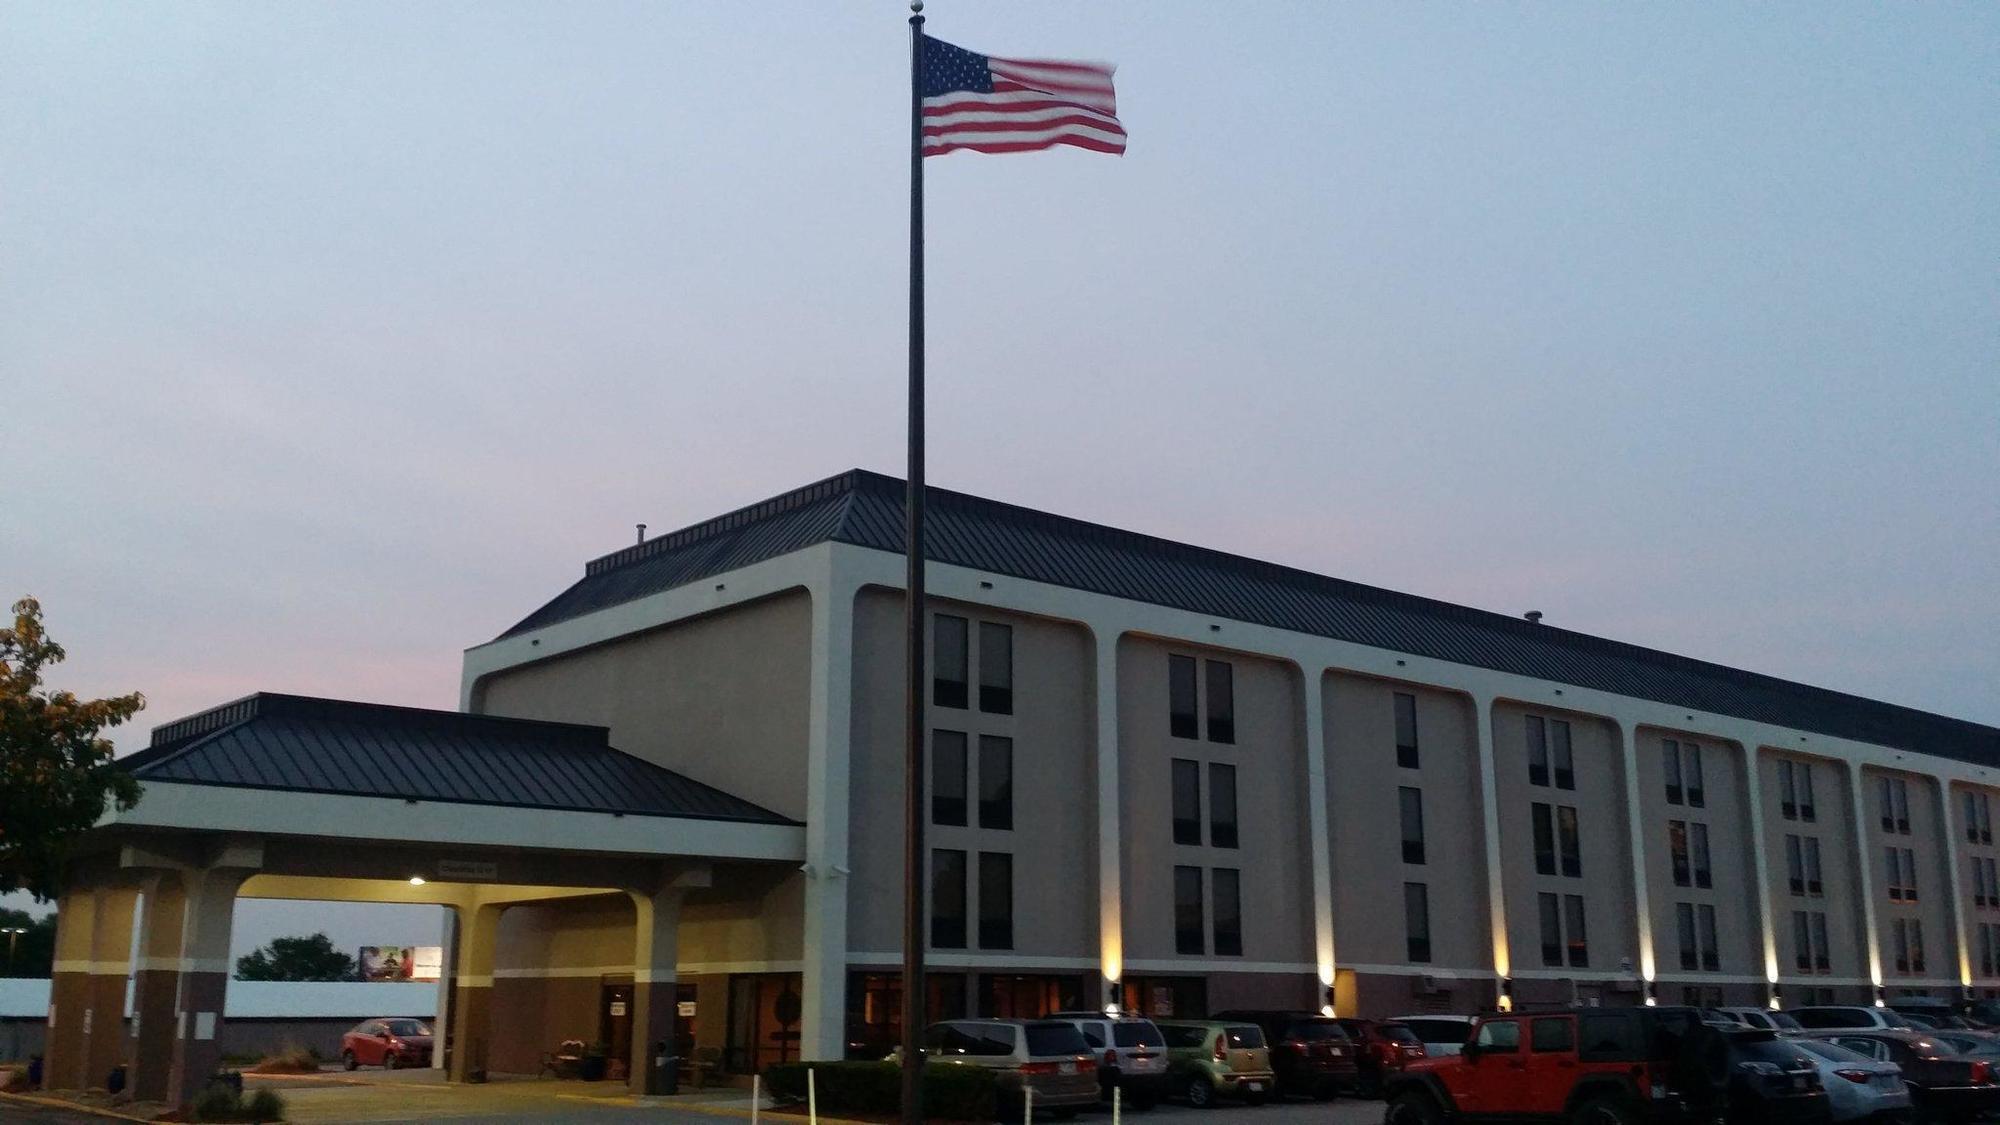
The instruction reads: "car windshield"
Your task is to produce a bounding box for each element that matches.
[1226,1026,1266,1049]
[1945,1036,2000,1057]
[1287,1020,1348,1042]
[1795,1040,1869,1064]
[384,1020,431,1036]
[1380,1024,1422,1045]
[1024,1023,1089,1057]
[1113,1022,1166,1048]
[1767,1011,1803,1031]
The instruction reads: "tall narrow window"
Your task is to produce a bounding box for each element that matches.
[1982,794,1994,845]
[933,615,969,709]
[1173,866,1205,955]
[1551,720,1575,790]
[1698,904,1719,970]
[1901,848,1918,901]
[1810,912,1830,971]
[1212,869,1242,956]
[1880,777,1895,833]
[1911,919,1927,974]
[1893,779,1910,834]
[1532,803,1556,875]
[1205,661,1235,744]
[1527,715,1549,787]
[1394,692,1420,769]
[1893,919,1910,973]
[1557,806,1582,877]
[1799,763,1817,822]
[1400,787,1426,865]
[1685,744,1705,808]
[1793,911,1812,972]
[1209,763,1239,849]
[978,622,1013,714]
[1168,656,1198,740]
[1678,903,1699,970]
[1670,821,1691,887]
[1539,892,1563,966]
[1805,837,1823,894]
[1563,894,1589,967]
[1405,882,1432,963]
[1691,823,1712,889]
[1780,761,1799,819]
[931,849,967,948]
[1665,740,1685,805]
[1786,835,1805,895]
[1969,792,1983,844]
[978,852,1013,949]
[932,731,967,826]
[1171,759,1202,846]
[978,735,1013,830]
[1886,847,1904,902]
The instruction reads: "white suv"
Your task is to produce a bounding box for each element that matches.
[1788,1005,1917,1031]
[1046,1011,1171,1107]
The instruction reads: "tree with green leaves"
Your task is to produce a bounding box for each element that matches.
[0,596,144,901]
[0,906,57,977]
[235,932,358,981]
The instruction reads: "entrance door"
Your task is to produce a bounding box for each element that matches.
[673,983,698,1062]
[600,981,634,1074]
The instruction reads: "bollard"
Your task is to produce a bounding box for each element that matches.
[1024,1083,1034,1124]
[751,1074,761,1125]
[1113,1083,1122,1125]
[808,1065,818,1125]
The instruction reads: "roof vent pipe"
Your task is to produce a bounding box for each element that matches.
[636,523,647,545]
[1524,610,1544,624]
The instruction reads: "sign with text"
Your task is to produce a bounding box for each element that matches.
[359,945,444,982]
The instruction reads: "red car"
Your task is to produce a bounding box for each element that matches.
[1334,1018,1428,1095]
[340,1018,435,1070]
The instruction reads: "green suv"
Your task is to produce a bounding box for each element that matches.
[1157,1019,1276,1108]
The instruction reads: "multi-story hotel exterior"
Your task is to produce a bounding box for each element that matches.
[47,468,2000,1095]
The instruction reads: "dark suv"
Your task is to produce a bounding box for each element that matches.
[1210,1009,1358,1099]
[1385,1006,1826,1125]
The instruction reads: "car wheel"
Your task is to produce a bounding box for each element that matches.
[384,1052,399,1070]
[1386,1088,1446,1125]
[341,1050,357,1072]
[1571,1094,1640,1125]
[1184,1076,1216,1108]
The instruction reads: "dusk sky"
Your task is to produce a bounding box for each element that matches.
[5,3,1995,953]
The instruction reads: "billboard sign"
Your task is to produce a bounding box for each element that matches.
[359,945,444,982]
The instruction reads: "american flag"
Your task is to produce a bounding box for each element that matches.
[920,35,1125,158]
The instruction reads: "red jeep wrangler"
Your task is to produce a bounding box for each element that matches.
[1384,1007,1742,1125]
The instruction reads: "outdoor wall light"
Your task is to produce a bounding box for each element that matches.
[1768,983,1782,1010]
[1644,980,1659,1007]
[1497,976,1514,1011]
[1874,986,1887,1008]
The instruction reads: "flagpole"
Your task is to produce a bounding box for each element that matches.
[900,3,928,1125]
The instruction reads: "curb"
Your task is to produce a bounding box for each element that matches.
[0,1089,159,1123]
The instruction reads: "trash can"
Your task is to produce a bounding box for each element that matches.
[646,1042,678,1096]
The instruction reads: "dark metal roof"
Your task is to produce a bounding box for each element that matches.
[126,693,795,825]
[501,469,2000,767]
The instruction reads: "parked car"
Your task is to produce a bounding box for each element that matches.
[1045,1011,1171,1108]
[1893,1000,1972,1029]
[1806,1029,2000,1123]
[1714,1007,1805,1033]
[1791,1038,1915,1123]
[1927,1030,2000,1061]
[1961,1000,2000,1030]
[1791,1007,1918,1032]
[1155,1019,1276,1108]
[1724,1031,1832,1125]
[917,1019,1100,1114]
[1332,1018,1426,1095]
[1392,1014,1478,1057]
[1211,1009,1357,1099]
[1385,1006,1750,1125]
[340,1018,434,1070]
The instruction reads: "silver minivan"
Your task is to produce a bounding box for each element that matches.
[1047,1010,1171,1107]
[921,1019,1101,1112]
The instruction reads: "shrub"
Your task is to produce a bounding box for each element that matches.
[244,1088,286,1122]
[189,1084,287,1122]
[245,1046,318,1075]
[762,1061,996,1121]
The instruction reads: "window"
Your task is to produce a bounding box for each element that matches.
[1981,924,2000,978]
[978,735,1013,830]
[1886,847,1917,902]
[1212,869,1242,956]
[978,623,1012,714]
[1531,1017,1575,1053]
[1171,760,1202,846]
[1551,720,1575,790]
[1205,661,1235,744]
[1557,806,1582,877]
[1893,918,1927,975]
[1881,777,1911,834]
[1977,857,2000,909]
[1911,919,1926,974]
[1685,744,1705,807]
[1400,786,1426,865]
[1533,803,1556,876]
[1677,903,1699,971]
[1786,835,1804,895]
[1799,762,1817,821]
[1811,912,1830,972]
[1168,656,1199,740]
[1893,919,1910,973]
[1405,882,1431,963]
[1564,895,1589,967]
[1474,1019,1521,1051]
[1691,823,1712,889]
[1670,821,1691,887]
[933,615,969,709]
[1969,791,1996,846]
[931,849,967,948]
[932,731,967,826]
[1793,911,1812,973]
[1173,866,1204,955]
[1782,759,1818,821]
[1209,763,1238,849]
[1539,892,1563,966]
[1527,715,1549,786]
[1698,905,1719,970]
[1665,740,1684,805]
[1805,837,1823,894]
[978,852,1013,949]
[1395,693,1420,769]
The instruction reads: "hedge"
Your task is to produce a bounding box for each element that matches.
[763,1060,999,1121]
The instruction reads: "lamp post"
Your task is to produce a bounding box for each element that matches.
[1,927,26,973]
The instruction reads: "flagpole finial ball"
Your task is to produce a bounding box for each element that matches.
[910,0,922,12]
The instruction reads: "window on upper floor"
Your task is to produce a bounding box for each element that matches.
[978,851,1013,949]
[1684,744,1705,807]
[978,622,1012,715]
[1780,760,1818,822]
[1526,716,1573,789]
[1405,882,1432,963]
[1209,763,1239,849]
[1551,720,1575,790]
[1539,892,1563,967]
[1969,791,1995,846]
[1168,655,1199,740]
[1557,805,1582,878]
[1400,786,1426,865]
[1690,822,1712,889]
[1886,847,1918,902]
[932,730,967,826]
[931,849,967,949]
[1395,692,1420,770]
[1665,740,1683,805]
[1174,865,1205,955]
[1564,894,1590,968]
[978,735,1013,830]
[1171,759,1201,846]
[1794,909,1832,973]
[1881,777,1911,835]
[1205,661,1235,744]
[1670,821,1692,887]
[1533,803,1556,876]
[1212,868,1243,956]
[1805,836,1823,894]
[933,615,969,709]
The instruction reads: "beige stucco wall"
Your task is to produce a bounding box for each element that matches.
[1951,780,2000,984]
[846,587,1096,959]
[1325,673,1490,973]
[1636,730,1758,977]
[1863,765,1958,982]
[1118,636,1313,967]
[1757,749,1865,981]
[489,895,636,1073]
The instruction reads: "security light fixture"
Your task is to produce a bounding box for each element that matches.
[408,876,426,886]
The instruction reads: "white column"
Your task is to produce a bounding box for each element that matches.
[1616,722,1656,988]
[800,555,856,1059]
[1844,760,1884,996]
[1936,779,1972,992]
[1299,667,1336,1008]
[1737,740,1781,996]
[1093,625,1124,999]
[1472,696,1513,999]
